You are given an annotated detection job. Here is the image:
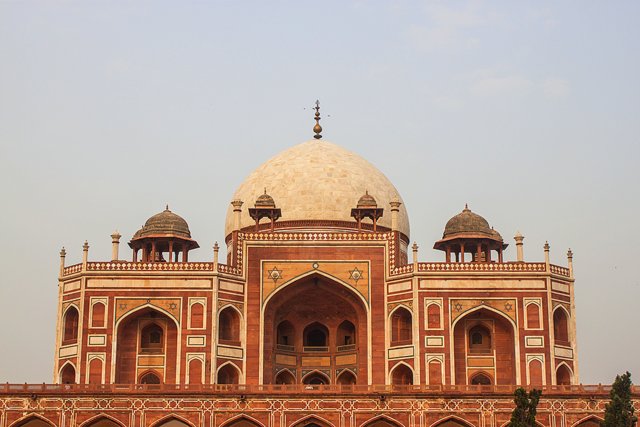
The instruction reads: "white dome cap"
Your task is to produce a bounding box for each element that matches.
[225,140,410,237]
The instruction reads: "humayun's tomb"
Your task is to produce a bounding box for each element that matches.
[1,107,637,427]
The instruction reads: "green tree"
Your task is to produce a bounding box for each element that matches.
[510,387,542,427]
[602,371,638,427]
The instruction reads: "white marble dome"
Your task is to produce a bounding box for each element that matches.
[225,140,410,237]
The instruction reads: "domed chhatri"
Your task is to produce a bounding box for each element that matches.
[434,205,507,263]
[248,189,282,231]
[129,206,199,262]
[351,190,384,231]
[225,140,410,237]
[356,190,378,209]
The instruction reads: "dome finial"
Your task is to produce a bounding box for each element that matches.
[165,204,169,211]
[313,100,323,140]
[464,203,469,211]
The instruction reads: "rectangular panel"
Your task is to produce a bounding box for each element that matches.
[467,357,495,367]
[388,346,414,359]
[88,278,211,289]
[217,345,243,359]
[63,280,81,292]
[59,345,78,358]
[420,279,546,289]
[187,336,206,347]
[552,281,570,293]
[425,336,444,347]
[88,335,106,346]
[388,281,412,293]
[137,355,164,366]
[335,354,357,366]
[525,336,544,348]
[275,354,297,366]
[554,346,573,359]
[219,281,244,293]
[301,356,331,367]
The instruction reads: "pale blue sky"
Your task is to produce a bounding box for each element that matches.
[0,1,638,384]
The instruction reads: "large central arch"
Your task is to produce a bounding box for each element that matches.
[262,273,369,385]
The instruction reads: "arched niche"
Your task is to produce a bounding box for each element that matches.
[553,307,570,344]
[302,370,330,385]
[362,416,403,427]
[390,306,412,345]
[12,415,56,427]
[83,416,124,427]
[337,320,356,347]
[153,418,193,427]
[139,371,161,384]
[276,320,295,348]
[221,417,263,427]
[470,372,492,385]
[219,306,241,345]
[275,369,295,385]
[572,416,602,427]
[337,370,356,385]
[60,362,76,384]
[217,363,240,384]
[468,324,491,354]
[63,306,79,344]
[431,417,475,427]
[303,322,329,347]
[556,363,573,385]
[390,363,413,385]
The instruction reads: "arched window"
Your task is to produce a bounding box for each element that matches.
[63,306,79,344]
[303,322,329,348]
[468,324,491,354]
[60,363,76,384]
[390,363,413,385]
[336,370,356,385]
[470,372,492,385]
[427,303,441,329]
[274,370,296,384]
[302,371,329,385]
[190,303,204,329]
[556,364,572,385]
[140,323,164,353]
[553,308,570,343]
[526,303,540,329]
[219,307,241,345]
[390,307,412,345]
[91,302,106,328]
[139,371,161,384]
[188,358,203,385]
[217,363,240,384]
[276,320,295,348]
[337,320,356,347]
[88,357,103,384]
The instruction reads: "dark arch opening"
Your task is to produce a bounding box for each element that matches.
[60,363,76,384]
[470,372,492,385]
[275,370,296,384]
[14,416,56,427]
[303,322,329,347]
[154,418,192,427]
[468,324,492,354]
[84,417,123,427]
[302,371,329,385]
[219,307,241,345]
[139,371,161,384]
[276,320,295,347]
[140,323,164,353]
[217,363,240,384]
[391,364,413,385]
[63,306,79,344]
[221,418,261,427]
[553,308,570,343]
[556,364,572,385]
[336,370,356,385]
[390,307,412,345]
[337,320,356,347]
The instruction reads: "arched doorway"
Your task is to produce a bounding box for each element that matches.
[556,364,572,385]
[84,416,124,427]
[221,417,262,427]
[302,371,330,385]
[13,416,55,427]
[573,417,602,427]
[390,363,413,385]
[275,370,295,385]
[153,418,192,427]
[263,274,368,384]
[453,308,516,385]
[470,372,492,385]
[337,370,356,385]
[217,363,240,384]
[362,417,403,427]
[115,307,178,384]
[60,363,76,384]
[432,418,474,427]
[553,308,570,345]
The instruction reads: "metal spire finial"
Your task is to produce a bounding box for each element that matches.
[313,100,322,140]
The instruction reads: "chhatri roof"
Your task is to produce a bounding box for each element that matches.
[132,206,193,240]
[225,140,410,237]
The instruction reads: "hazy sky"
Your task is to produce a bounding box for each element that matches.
[0,1,638,384]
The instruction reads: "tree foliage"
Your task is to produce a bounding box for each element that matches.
[602,371,637,427]
[510,387,542,427]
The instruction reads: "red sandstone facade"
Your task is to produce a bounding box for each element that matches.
[2,134,637,427]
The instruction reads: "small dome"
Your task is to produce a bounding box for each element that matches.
[443,205,493,239]
[134,206,192,239]
[255,190,276,208]
[357,191,377,208]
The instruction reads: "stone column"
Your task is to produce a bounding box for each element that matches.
[567,249,574,279]
[544,241,550,271]
[514,231,525,262]
[231,200,244,232]
[390,199,402,232]
[213,242,219,272]
[111,231,121,261]
[59,247,66,277]
[82,241,89,270]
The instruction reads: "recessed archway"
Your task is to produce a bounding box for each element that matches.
[302,370,330,385]
[263,273,368,384]
[11,415,56,427]
[390,362,414,385]
[217,362,241,384]
[556,363,573,385]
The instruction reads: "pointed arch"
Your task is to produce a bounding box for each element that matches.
[62,304,80,344]
[469,371,492,385]
[59,360,76,384]
[216,361,242,384]
[10,414,56,427]
[218,304,242,344]
[556,362,574,385]
[389,305,413,345]
[262,270,370,310]
[301,369,330,385]
[336,369,357,385]
[151,414,196,427]
[91,301,106,328]
[139,370,162,384]
[80,413,127,427]
[303,322,329,347]
[429,415,476,427]
[275,368,296,385]
[219,414,265,427]
[360,414,404,427]
[390,361,414,385]
[290,414,336,427]
[571,415,603,427]
[553,305,571,343]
